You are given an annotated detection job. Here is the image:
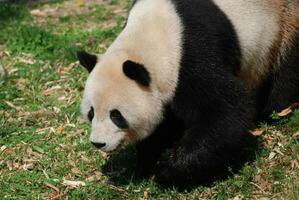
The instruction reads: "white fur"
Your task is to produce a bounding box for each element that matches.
[108,0,183,100]
[81,0,183,152]
[213,0,280,86]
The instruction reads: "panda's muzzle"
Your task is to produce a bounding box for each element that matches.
[91,142,106,149]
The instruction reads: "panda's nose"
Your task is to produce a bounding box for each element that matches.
[91,142,106,149]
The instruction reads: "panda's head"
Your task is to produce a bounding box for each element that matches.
[78,51,163,153]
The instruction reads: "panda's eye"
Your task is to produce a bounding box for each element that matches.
[110,109,128,129]
[88,107,94,122]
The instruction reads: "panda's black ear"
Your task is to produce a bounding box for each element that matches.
[123,60,151,86]
[77,51,98,73]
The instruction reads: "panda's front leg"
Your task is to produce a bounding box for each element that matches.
[135,133,177,178]
[152,65,260,186]
[154,124,256,186]
[135,108,185,178]
[135,137,163,178]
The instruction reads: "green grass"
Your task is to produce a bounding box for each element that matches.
[0,0,299,199]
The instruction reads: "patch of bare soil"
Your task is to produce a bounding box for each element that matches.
[29,0,128,32]
[30,0,126,19]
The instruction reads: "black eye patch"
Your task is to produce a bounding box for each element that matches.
[110,109,129,129]
[88,107,94,122]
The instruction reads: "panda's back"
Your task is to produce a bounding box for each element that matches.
[113,0,299,93]
[171,0,299,89]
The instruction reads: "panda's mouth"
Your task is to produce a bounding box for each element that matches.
[101,132,133,154]
[105,141,126,155]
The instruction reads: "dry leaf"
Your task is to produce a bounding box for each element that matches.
[277,107,292,117]
[13,162,21,169]
[291,160,299,170]
[77,116,87,124]
[80,155,91,164]
[35,128,48,134]
[141,191,149,200]
[43,170,50,179]
[22,163,34,170]
[253,174,261,182]
[5,101,22,111]
[17,57,35,65]
[277,102,299,117]
[30,9,47,17]
[293,132,299,138]
[6,161,22,170]
[49,191,66,200]
[1,146,13,156]
[86,171,102,182]
[250,182,267,194]
[53,107,61,113]
[42,86,62,96]
[232,195,243,200]
[65,123,76,128]
[100,151,109,160]
[56,126,64,134]
[109,184,127,197]
[27,147,43,158]
[62,179,86,188]
[268,152,276,160]
[57,63,76,75]
[26,147,33,154]
[250,129,264,136]
[68,160,76,167]
[31,151,43,158]
[20,110,55,117]
[45,183,60,192]
[0,145,7,152]
[58,96,66,101]
[0,62,5,78]
[274,147,284,156]
[6,161,13,170]
[71,167,82,176]
[22,159,37,171]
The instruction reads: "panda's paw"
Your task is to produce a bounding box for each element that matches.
[153,149,185,186]
[154,161,176,186]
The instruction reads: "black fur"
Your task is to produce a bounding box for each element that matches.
[106,0,299,188]
[136,106,185,178]
[123,60,151,86]
[136,0,257,187]
[257,35,299,120]
[77,51,98,72]
[88,107,94,122]
[110,109,129,129]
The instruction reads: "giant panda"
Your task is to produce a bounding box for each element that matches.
[77,0,299,186]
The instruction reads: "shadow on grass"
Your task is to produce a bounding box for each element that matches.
[0,1,31,21]
[101,138,262,191]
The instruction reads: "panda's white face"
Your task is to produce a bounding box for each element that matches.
[81,53,163,153]
[79,0,183,153]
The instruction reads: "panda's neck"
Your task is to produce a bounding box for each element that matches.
[107,0,183,103]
